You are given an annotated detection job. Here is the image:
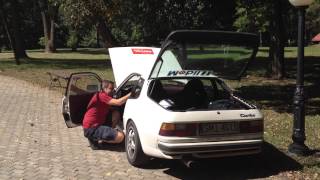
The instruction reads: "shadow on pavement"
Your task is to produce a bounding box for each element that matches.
[90,143,125,152]
[144,142,302,179]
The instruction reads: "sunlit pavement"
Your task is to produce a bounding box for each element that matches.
[0,74,300,180]
[0,75,182,180]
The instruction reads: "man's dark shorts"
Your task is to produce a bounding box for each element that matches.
[83,126,117,141]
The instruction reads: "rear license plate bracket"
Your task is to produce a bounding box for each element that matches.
[199,122,239,135]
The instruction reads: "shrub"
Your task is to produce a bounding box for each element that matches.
[67,32,79,51]
[38,37,46,47]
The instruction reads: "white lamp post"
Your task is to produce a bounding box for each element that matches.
[288,0,314,156]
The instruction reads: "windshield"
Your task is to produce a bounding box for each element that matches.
[151,42,255,79]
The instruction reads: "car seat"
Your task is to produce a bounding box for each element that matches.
[180,79,208,109]
[149,79,167,102]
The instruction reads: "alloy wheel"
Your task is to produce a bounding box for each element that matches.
[127,127,136,159]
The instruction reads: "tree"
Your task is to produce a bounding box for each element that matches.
[0,0,28,64]
[60,0,119,49]
[38,0,59,53]
[110,0,235,45]
[306,0,320,40]
[59,0,236,47]
[234,0,291,79]
[269,1,286,79]
[0,23,3,52]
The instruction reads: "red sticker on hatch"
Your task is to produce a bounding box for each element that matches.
[132,48,154,54]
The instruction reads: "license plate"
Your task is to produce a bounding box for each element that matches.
[199,122,239,135]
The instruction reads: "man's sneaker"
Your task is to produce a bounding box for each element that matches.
[88,139,100,150]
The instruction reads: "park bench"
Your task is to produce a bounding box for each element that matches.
[46,71,70,89]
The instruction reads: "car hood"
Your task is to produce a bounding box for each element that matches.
[108,47,160,86]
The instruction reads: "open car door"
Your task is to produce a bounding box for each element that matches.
[62,72,102,128]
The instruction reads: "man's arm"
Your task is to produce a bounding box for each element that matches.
[107,93,131,106]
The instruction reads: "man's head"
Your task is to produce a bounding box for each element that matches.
[102,80,115,96]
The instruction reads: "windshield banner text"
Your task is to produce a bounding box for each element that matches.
[167,70,215,77]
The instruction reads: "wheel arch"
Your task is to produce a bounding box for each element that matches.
[125,118,149,155]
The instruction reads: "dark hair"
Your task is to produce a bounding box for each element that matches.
[102,80,114,90]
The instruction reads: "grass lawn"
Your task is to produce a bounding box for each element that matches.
[1,45,320,178]
[0,48,114,93]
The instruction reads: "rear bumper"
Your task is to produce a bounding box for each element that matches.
[158,139,263,158]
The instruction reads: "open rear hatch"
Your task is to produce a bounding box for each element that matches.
[148,30,259,111]
[150,30,259,80]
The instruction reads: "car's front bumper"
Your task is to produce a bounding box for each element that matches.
[158,139,263,158]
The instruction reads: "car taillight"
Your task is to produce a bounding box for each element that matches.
[159,123,197,137]
[240,120,263,133]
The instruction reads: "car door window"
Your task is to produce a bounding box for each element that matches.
[68,75,101,96]
[115,74,144,99]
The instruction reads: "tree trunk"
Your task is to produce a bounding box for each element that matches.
[0,7,20,65]
[11,0,28,59]
[39,0,56,53]
[40,11,49,51]
[97,20,118,48]
[47,18,55,52]
[269,0,285,79]
[0,0,28,64]
[96,25,100,48]
[71,34,80,52]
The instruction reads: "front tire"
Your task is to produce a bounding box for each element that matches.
[125,121,149,167]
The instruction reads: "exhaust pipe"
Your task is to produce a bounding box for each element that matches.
[180,158,196,168]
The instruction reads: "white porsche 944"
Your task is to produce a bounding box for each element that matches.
[62,30,264,167]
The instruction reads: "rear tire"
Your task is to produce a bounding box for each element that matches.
[125,121,149,167]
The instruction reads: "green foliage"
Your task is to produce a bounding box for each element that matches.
[66,31,78,50]
[110,0,235,45]
[3,0,237,48]
[59,0,119,31]
[129,25,143,45]
[5,0,319,49]
[80,28,98,48]
[59,0,120,47]
[38,37,46,47]
[234,0,320,44]
[233,0,272,33]
[307,1,320,37]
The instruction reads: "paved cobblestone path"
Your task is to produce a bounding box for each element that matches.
[0,75,303,180]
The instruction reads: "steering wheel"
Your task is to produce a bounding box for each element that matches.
[121,84,132,91]
[130,84,140,97]
[119,84,140,97]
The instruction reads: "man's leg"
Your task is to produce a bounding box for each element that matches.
[93,125,124,144]
[111,110,121,128]
[102,131,124,144]
[83,128,101,150]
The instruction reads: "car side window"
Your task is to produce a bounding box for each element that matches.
[150,59,163,78]
[150,49,183,78]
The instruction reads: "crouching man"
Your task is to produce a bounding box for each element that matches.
[83,80,131,149]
